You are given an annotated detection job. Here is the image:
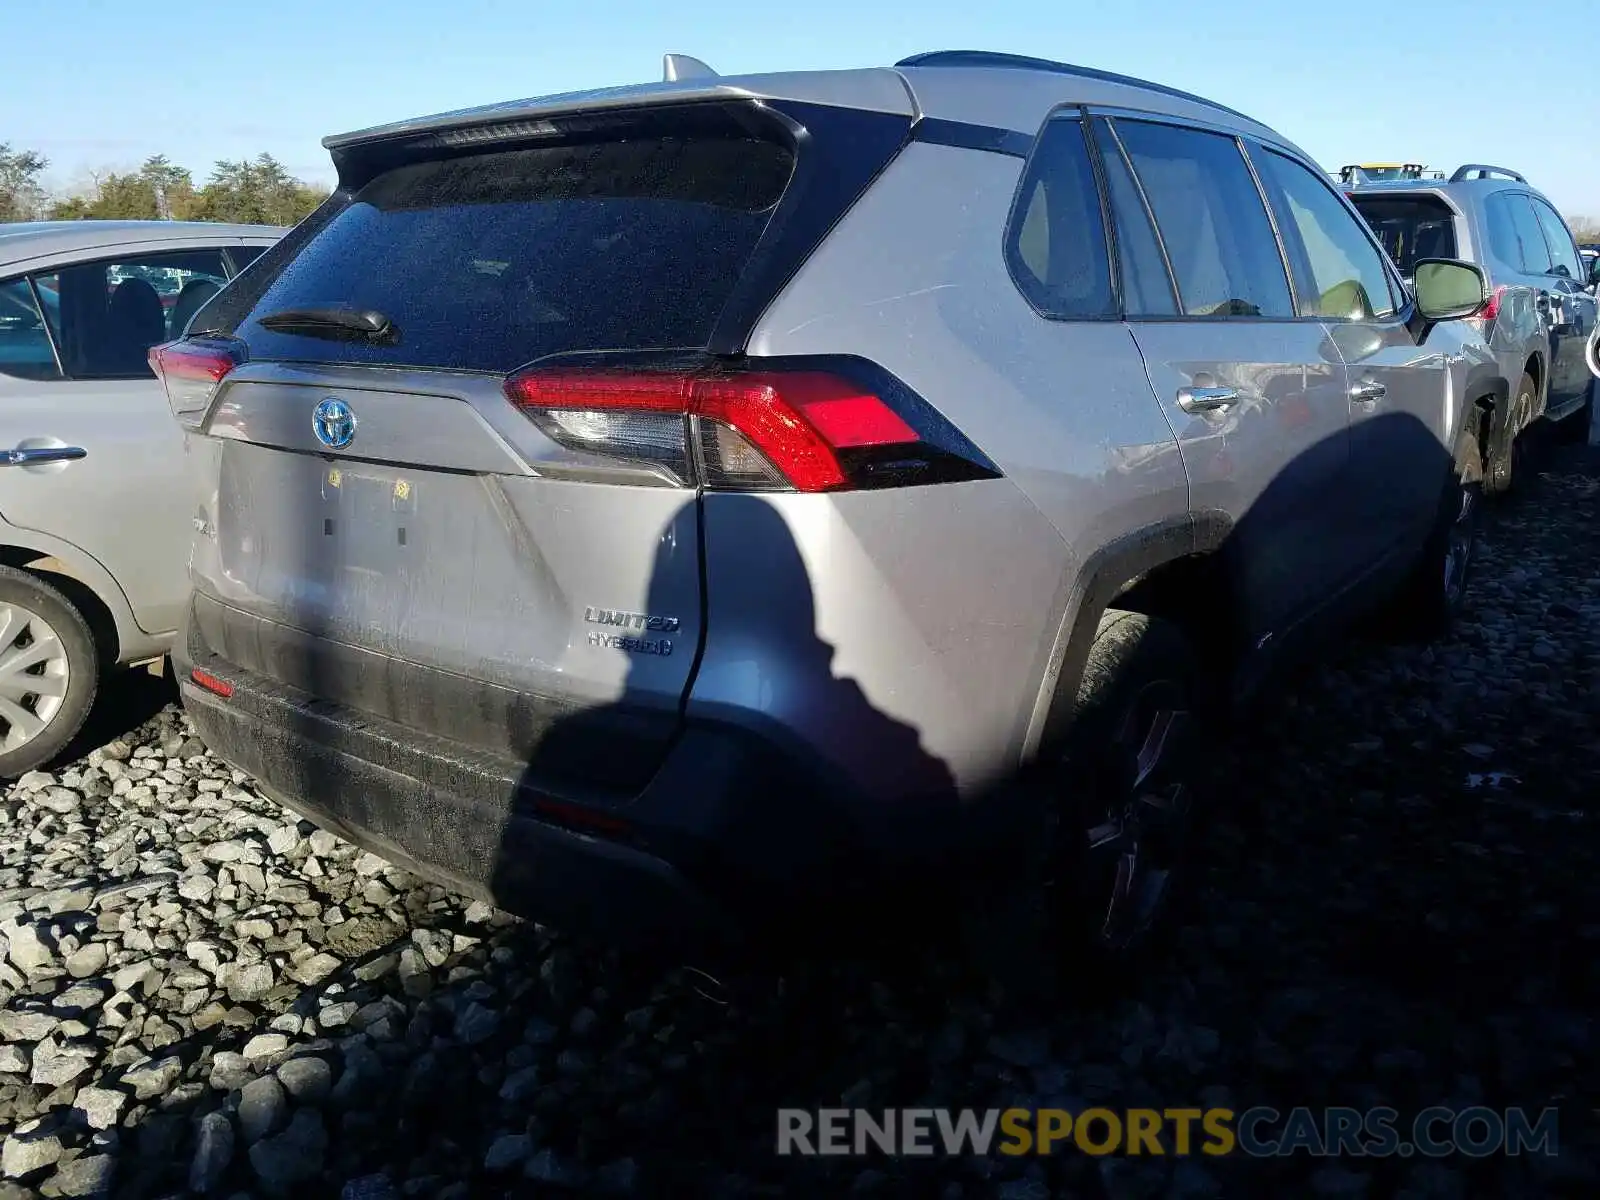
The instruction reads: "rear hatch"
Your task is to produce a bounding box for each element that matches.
[163,99,911,794]
[1348,191,1461,282]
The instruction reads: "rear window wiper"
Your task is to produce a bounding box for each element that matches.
[255,306,400,345]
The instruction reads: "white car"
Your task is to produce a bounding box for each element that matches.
[0,220,284,774]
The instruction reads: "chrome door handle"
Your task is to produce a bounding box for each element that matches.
[1349,379,1387,403]
[1176,386,1239,413]
[0,446,87,466]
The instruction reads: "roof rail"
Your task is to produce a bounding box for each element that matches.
[662,53,717,82]
[894,50,1258,124]
[1450,164,1525,183]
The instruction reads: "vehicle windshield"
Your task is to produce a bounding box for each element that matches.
[1349,194,1458,277]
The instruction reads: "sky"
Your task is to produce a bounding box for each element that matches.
[6,0,1598,217]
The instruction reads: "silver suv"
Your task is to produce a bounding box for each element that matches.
[1349,166,1599,475]
[159,50,1507,980]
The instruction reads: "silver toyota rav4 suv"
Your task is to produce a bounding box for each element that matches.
[158,50,1507,981]
[1349,166,1599,477]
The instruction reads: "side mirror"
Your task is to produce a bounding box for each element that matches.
[1587,257,1600,290]
[1412,258,1490,321]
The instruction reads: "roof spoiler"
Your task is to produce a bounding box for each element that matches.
[663,53,717,82]
[1450,164,1526,183]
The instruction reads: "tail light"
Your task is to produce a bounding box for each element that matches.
[504,357,1000,492]
[1464,285,1505,333]
[1478,286,1504,322]
[149,337,247,430]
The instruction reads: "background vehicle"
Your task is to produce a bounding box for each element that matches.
[0,220,283,774]
[1349,164,1599,475]
[159,51,1502,986]
[1338,163,1444,185]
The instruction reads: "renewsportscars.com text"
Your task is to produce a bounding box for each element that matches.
[776,1106,1559,1158]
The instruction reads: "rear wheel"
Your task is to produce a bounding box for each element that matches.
[0,567,99,778]
[966,612,1200,1004]
[1383,465,1480,642]
[1488,373,1536,496]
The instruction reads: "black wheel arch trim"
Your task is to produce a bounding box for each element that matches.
[1023,510,1230,763]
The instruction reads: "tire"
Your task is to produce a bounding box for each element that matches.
[0,566,100,779]
[963,611,1200,1006]
[1383,464,1481,643]
[1488,373,1536,496]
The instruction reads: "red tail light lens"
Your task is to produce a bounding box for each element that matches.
[1477,286,1504,322]
[149,337,247,430]
[504,359,996,493]
[189,668,233,699]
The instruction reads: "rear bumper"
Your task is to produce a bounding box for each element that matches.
[175,597,1010,957]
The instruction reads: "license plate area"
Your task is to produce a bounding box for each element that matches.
[321,465,418,577]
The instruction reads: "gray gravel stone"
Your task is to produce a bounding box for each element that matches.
[249,1107,327,1194]
[188,1109,235,1194]
[71,1086,127,1131]
[243,1032,289,1062]
[0,1009,58,1042]
[484,1133,532,1171]
[1,1117,63,1178]
[39,1153,114,1197]
[239,1074,288,1143]
[122,1054,183,1100]
[5,923,53,976]
[275,1055,333,1105]
[30,1038,95,1087]
[63,942,107,979]
[454,1002,499,1045]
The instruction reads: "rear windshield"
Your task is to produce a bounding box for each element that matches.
[1349,194,1458,277]
[226,135,795,372]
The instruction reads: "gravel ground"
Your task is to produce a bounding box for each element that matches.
[2,441,1598,1200]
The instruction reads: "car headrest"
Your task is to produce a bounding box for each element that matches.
[170,278,222,337]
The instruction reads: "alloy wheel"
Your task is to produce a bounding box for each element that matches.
[0,603,71,754]
[1442,482,1477,606]
[1075,681,1194,952]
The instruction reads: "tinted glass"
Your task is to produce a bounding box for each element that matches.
[1114,120,1293,318]
[1256,151,1397,318]
[52,249,230,379]
[1350,194,1459,278]
[1006,117,1115,318]
[227,245,267,273]
[1530,198,1583,280]
[1481,193,1522,267]
[1095,125,1177,316]
[231,137,795,371]
[0,278,59,380]
[1506,195,1552,274]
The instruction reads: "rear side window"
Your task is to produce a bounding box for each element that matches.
[227,245,267,273]
[1005,116,1115,318]
[1481,194,1522,268]
[1530,197,1582,280]
[229,136,795,372]
[1350,194,1458,277]
[1113,120,1293,319]
[1253,150,1398,319]
[1504,195,1553,274]
[1093,123,1178,316]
